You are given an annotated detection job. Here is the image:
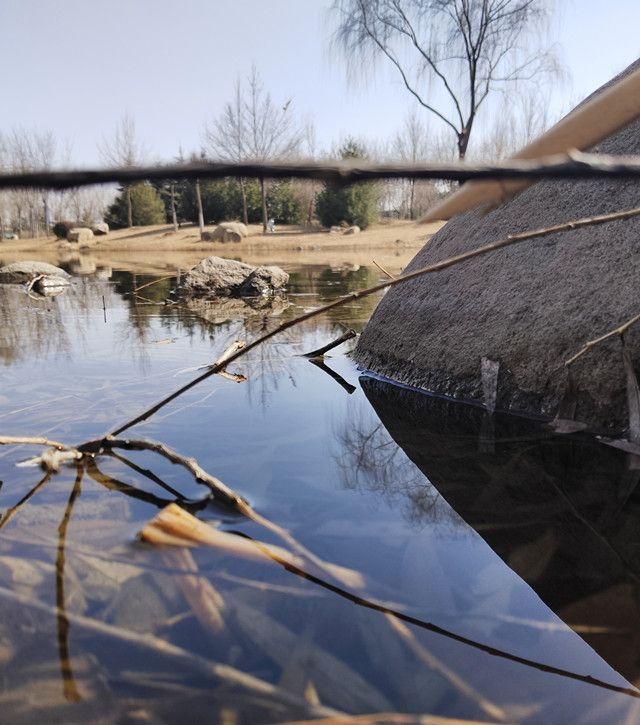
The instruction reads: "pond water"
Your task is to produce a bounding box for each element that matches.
[0,253,639,723]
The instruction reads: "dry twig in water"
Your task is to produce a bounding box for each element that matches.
[372,260,395,280]
[0,583,340,718]
[302,330,357,359]
[0,437,635,700]
[385,614,507,722]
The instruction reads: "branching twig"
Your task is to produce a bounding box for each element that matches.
[109,205,640,437]
[565,312,640,366]
[0,435,363,589]
[302,330,357,359]
[1,438,637,699]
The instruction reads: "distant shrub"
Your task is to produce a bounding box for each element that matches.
[315,139,379,230]
[53,221,73,239]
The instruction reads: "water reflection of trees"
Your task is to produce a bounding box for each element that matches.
[0,279,118,366]
[334,401,460,528]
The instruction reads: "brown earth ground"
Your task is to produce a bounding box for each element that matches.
[0,220,442,275]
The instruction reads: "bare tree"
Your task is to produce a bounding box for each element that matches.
[474,87,555,159]
[392,111,432,218]
[203,80,250,224]
[332,0,556,158]
[98,113,144,227]
[204,66,302,232]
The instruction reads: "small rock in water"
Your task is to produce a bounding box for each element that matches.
[33,275,71,296]
[0,261,70,284]
[180,256,288,299]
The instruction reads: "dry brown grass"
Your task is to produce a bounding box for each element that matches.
[1,220,442,255]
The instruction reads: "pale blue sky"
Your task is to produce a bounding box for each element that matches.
[1,0,639,165]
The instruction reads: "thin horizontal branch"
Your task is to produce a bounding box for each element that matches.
[4,151,640,190]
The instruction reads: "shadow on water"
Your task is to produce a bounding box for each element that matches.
[361,374,640,687]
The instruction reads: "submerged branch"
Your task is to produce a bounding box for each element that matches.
[385,614,506,722]
[0,583,340,718]
[139,505,640,700]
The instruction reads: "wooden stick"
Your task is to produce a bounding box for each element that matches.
[0,435,77,451]
[372,259,395,279]
[109,205,640,438]
[565,312,640,366]
[5,151,640,191]
[133,275,174,294]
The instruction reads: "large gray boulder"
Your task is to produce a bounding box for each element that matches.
[181,257,254,297]
[356,59,640,432]
[0,261,70,284]
[180,256,288,299]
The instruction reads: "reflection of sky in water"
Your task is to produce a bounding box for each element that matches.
[0,267,637,722]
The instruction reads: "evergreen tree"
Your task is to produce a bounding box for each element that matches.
[315,140,378,229]
[105,182,166,228]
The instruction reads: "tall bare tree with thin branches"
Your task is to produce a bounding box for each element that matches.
[98,113,144,228]
[331,0,556,158]
[203,80,250,225]
[204,66,302,232]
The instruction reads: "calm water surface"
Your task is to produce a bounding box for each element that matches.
[0,254,638,723]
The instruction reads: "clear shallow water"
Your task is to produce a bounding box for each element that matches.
[0,258,638,722]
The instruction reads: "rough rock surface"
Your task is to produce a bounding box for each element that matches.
[0,261,70,284]
[238,266,290,296]
[180,256,288,298]
[355,58,640,432]
[67,227,94,243]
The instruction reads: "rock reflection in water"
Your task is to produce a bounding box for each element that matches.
[361,375,640,687]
